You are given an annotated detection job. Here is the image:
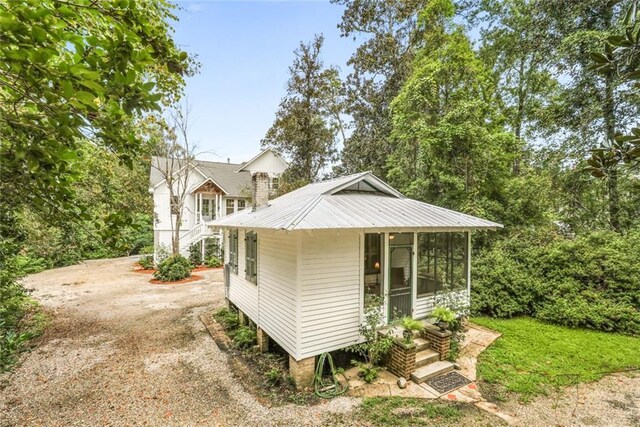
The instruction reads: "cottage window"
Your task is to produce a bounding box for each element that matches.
[271,177,279,190]
[226,199,235,215]
[237,199,246,210]
[170,196,180,215]
[245,231,257,284]
[417,232,467,296]
[363,233,383,300]
[229,229,238,274]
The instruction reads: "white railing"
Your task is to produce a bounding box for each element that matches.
[179,223,215,253]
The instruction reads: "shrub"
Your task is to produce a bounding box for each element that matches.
[204,256,222,268]
[233,326,256,349]
[138,255,154,270]
[155,244,171,264]
[204,237,222,259]
[139,245,154,255]
[400,316,424,332]
[14,255,48,276]
[432,307,456,323]
[265,367,282,387]
[153,255,192,282]
[346,295,394,378]
[214,308,240,332]
[353,361,380,383]
[188,243,202,266]
[472,229,640,335]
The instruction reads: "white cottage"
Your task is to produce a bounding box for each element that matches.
[149,149,287,258]
[211,172,501,387]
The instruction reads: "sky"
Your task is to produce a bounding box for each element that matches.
[172,0,356,164]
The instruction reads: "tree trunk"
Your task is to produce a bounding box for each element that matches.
[603,4,620,232]
[513,58,527,176]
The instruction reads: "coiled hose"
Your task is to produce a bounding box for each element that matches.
[313,352,348,398]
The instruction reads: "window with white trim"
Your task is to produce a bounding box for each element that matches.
[226,199,235,215]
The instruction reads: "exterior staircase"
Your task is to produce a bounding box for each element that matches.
[410,337,454,384]
[178,223,216,254]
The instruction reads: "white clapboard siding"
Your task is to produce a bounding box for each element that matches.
[299,231,361,359]
[414,290,471,319]
[414,295,436,319]
[257,231,298,357]
[228,229,259,323]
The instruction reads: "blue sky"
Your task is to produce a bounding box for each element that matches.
[172,0,356,163]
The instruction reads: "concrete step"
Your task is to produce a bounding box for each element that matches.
[415,349,440,368]
[410,360,454,384]
[413,337,430,352]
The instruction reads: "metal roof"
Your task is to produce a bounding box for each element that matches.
[211,172,503,231]
[150,157,251,197]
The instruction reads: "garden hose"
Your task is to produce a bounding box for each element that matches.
[313,352,348,398]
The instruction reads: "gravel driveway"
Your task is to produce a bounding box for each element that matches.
[0,257,356,427]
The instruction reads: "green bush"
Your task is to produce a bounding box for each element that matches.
[214,308,240,332]
[233,326,257,349]
[204,237,222,259]
[138,255,154,270]
[204,255,222,268]
[265,367,283,387]
[153,255,192,282]
[188,243,202,266]
[14,255,48,276]
[353,361,380,383]
[400,316,424,332]
[472,229,640,335]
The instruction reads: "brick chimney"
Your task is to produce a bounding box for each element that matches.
[251,172,270,211]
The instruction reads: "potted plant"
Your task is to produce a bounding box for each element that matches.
[432,306,456,331]
[399,316,424,344]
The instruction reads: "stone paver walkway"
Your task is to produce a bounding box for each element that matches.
[343,322,518,424]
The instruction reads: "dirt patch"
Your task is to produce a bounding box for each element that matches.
[149,274,204,285]
[201,312,321,407]
[1,257,359,426]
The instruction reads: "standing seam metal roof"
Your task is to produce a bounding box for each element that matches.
[211,172,503,231]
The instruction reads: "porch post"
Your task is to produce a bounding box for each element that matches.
[467,231,472,300]
[411,232,418,318]
[383,232,390,323]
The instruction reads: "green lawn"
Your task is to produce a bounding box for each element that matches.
[472,317,640,401]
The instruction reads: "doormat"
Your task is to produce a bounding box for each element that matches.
[424,371,471,394]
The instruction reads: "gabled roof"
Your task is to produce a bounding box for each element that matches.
[211,172,503,231]
[235,148,288,173]
[150,156,251,197]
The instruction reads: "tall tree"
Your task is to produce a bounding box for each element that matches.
[586,1,640,181]
[471,0,560,175]
[150,106,198,255]
[388,0,517,223]
[332,0,428,176]
[0,0,194,241]
[539,0,639,231]
[261,34,343,187]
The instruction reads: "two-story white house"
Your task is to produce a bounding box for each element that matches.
[149,148,287,259]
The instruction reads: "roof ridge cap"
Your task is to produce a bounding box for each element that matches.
[283,193,325,231]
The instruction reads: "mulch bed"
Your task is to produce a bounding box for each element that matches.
[149,274,204,285]
[200,312,320,407]
[192,265,223,272]
[133,263,222,275]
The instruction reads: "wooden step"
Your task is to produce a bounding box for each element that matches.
[413,337,430,352]
[410,360,454,384]
[415,349,440,368]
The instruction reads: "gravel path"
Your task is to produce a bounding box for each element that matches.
[2,257,636,427]
[0,257,356,427]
